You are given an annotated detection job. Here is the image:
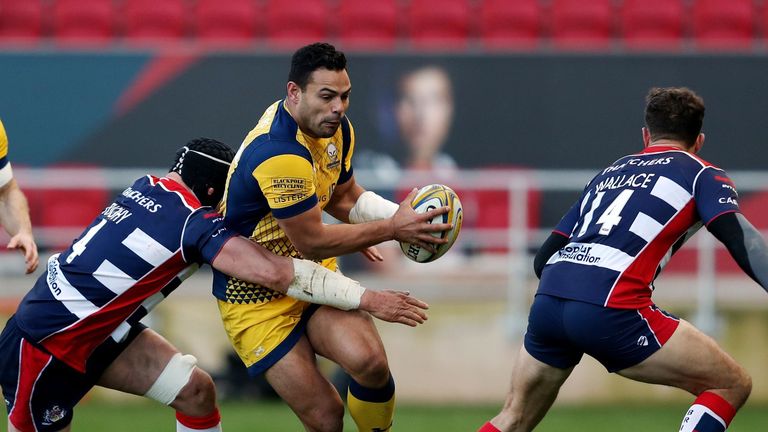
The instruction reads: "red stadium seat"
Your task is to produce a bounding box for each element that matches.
[406,0,470,50]
[264,0,329,49]
[478,0,542,51]
[0,0,44,44]
[194,0,258,46]
[693,0,755,51]
[337,0,398,50]
[124,0,187,44]
[52,0,115,46]
[551,0,614,51]
[620,0,684,51]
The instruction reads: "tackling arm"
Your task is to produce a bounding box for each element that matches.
[707,212,768,293]
[0,178,38,273]
[211,235,428,326]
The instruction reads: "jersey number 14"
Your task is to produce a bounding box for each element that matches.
[577,189,635,237]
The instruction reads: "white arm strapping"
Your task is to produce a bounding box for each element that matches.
[348,191,398,224]
[287,258,365,310]
[0,162,12,188]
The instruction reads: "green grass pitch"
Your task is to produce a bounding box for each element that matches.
[35,400,766,431]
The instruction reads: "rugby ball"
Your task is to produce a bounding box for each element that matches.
[399,184,463,263]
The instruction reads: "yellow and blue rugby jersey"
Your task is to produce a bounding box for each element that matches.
[213,100,355,304]
[0,119,13,187]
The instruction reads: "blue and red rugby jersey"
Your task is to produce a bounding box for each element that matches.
[13,175,235,373]
[538,146,740,309]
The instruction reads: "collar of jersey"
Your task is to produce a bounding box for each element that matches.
[158,176,202,208]
[638,145,685,155]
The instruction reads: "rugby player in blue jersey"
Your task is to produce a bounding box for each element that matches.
[0,118,38,274]
[0,138,428,432]
[479,88,763,432]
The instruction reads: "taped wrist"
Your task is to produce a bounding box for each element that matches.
[348,191,398,224]
[288,258,365,310]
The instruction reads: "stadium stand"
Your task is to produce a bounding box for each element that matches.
[620,0,685,51]
[0,0,44,43]
[478,0,542,50]
[337,0,398,50]
[406,0,471,50]
[692,0,755,50]
[264,0,329,49]
[124,0,187,44]
[194,0,259,45]
[2,1,768,53]
[551,0,614,50]
[52,0,115,46]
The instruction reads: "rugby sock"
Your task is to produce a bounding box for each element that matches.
[347,374,396,432]
[679,392,736,432]
[176,408,222,432]
[478,421,502,432]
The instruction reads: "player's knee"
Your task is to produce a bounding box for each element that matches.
[174,368,217,415]
[346,347,390,386]
[299,398,344,432]
[733,366,752,401]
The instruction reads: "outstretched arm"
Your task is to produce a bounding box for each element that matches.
[211,236,428,326]
[0,178,38,273]
[707,212,768,293]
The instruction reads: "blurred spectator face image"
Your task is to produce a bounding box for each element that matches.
[395,66,453,167]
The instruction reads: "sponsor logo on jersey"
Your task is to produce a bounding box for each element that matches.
[273,193,308,204]
[721,183,738,195]
[637,336,649,346]
[272,178,306,190]
[602,157,672,174]
[325,142,340,169]
[47,256,62,296]
[121,187,162,213]
[557,244,602,264]
[41,405,67,426]
[718,197,738,205]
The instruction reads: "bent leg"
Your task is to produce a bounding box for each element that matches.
[618,319,751,430]
[97,329,221,431]
[486,346,574,432]
[307,306,395,431]
[265,335,345,432]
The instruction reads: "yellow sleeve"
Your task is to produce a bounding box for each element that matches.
[252,154,317,219]
[0,119,12,188]
[345,121,355,174]
[0,119,8,160]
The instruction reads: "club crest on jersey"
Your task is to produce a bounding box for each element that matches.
[42,405,67,425]
[326,143,340,169]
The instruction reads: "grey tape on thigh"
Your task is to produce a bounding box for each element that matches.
[144,353,198,405]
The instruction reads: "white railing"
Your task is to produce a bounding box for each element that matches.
[6,167,768,338]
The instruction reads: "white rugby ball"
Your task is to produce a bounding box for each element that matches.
[399,184,463,263]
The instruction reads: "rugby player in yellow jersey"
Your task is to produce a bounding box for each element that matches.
[0,119,38,274]
[213,43,451,432]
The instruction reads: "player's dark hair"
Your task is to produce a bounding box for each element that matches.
[289,42,347,90]
[170,138,235,207]
[644,87,705,147]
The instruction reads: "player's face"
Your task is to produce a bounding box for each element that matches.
[295,68,351,138]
